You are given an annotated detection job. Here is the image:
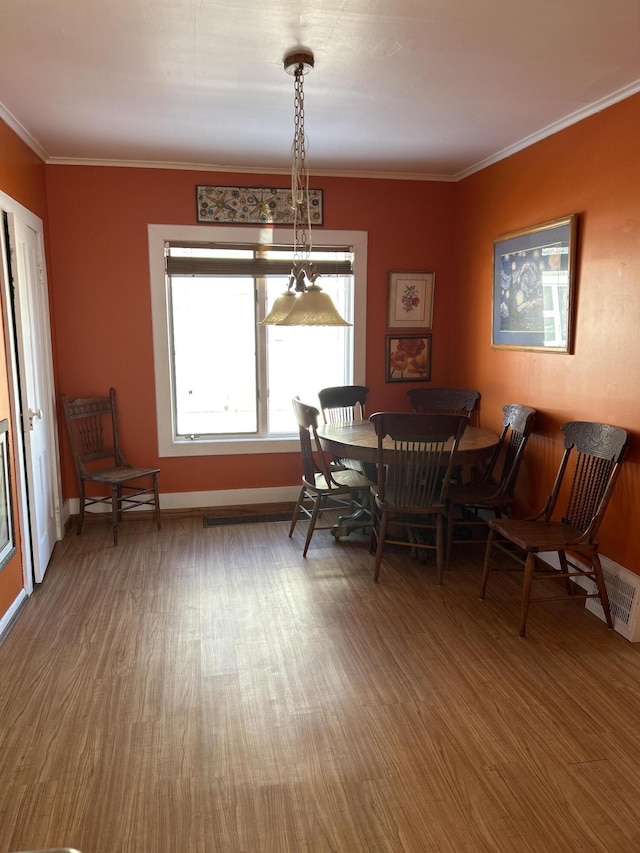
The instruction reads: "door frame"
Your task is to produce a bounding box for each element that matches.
[0,189,63,592]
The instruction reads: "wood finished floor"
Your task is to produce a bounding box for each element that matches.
[1,516,640,853]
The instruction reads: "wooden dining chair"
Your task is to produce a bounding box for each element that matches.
[407,387,481,425]
[61,389,161,545]
[407,387,481,483]
[318,385,371,474]
[446,403,536,562]
[318,385,369,424]
[290,397,375,556]
[369,412,468,584]
[480,420,629,637]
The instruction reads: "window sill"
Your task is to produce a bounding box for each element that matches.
[158,435,300,458]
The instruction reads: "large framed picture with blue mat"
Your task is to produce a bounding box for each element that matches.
[492,215,577,353]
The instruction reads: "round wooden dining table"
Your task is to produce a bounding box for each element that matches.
[317,420,499,467]
[315,420,499,540]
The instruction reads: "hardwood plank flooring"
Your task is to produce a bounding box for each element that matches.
[1,516,640,852]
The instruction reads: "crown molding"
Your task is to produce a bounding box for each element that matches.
[0,102,48,162]
[43,156,454,182]
[3,78,640,184]
[455,78,640,181]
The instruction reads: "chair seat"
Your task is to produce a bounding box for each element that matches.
[489,518,583,552]
[84,465,161,484]
[372,486,446,515]
[322,467,372,492]
[448,481,505,508]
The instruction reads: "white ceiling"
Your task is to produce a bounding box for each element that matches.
[1,0,639,181]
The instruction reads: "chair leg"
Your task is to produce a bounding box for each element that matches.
[592,551,614,629]
[479,529,495,599]
[368,494,378,555]
[558,550,573,595]
[519,552,536,638]
[373,511,389,583]
[445,503,455,570]
[289,487,306,538]
[153,473,161,531]
[303,495,323,558]
[369,525,377,554]
[435,515,444,586]
[77,482,86,536]
[111,484,119,546]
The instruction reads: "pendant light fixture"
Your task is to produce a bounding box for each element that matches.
[259,50,351,327]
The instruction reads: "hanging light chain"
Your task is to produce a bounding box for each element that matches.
[291,62,313,271]
[257,49,350,325]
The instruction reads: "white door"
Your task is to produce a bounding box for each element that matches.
[6,212,61,582]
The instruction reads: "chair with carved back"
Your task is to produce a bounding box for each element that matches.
[369,412,468,585]
[480,420,629,637]
[61,388,161,545]
[289,397,375,557]
[446,403,536,562]
[407,387,481,425]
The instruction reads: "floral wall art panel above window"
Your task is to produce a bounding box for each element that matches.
[196,185,323,225]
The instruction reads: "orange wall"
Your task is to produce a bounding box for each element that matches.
[454,93,640,569]
[0,120,48,615]
[0,122,48,221]
[3,88,639,628]
[45,167,458,498]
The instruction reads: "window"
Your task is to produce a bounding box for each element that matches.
[149,225,367,457]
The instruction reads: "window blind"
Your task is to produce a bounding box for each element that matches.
[165,242,353,277]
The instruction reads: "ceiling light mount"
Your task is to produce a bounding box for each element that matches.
[284,51,314,76]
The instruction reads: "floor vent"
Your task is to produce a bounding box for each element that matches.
[203,512,291,527]
[584,557,640,642]
[538,552,640,642]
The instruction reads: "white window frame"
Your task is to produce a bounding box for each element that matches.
[148,224,368,457]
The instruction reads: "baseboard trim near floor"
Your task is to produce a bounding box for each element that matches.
[62,486,300,522]
[203,510,292,527]
[61,494,297,527]
[0,589,28,646]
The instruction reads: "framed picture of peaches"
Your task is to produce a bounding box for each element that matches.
[387,271,434,329]
[385,334,432,383]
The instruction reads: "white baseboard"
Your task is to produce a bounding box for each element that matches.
[0,588,28,644]
[63,485,300,518]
